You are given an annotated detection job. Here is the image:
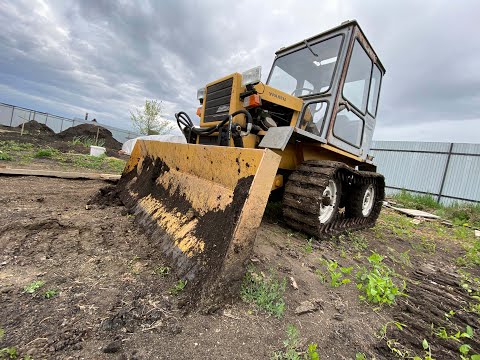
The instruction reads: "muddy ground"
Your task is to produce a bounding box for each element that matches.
[0,177,479,360]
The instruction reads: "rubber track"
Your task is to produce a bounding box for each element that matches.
[283,160,385,238]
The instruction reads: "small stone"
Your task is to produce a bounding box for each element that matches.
[287,249,299,259]
[333,314,344,321]
[103,341,121,353]
[295,300,318,315]
[85,205,90,210]
[0,285,14,294]
[310,298,325,310]
[71,343,82,350]
[475,230,480,237]
[290,276,298,290]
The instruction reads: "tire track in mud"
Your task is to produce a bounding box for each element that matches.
[375,265,480,359]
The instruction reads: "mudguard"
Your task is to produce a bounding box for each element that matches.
[117,140,281,309]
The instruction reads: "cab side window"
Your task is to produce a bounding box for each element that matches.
[368,65,382,116]
[342,40,373,113]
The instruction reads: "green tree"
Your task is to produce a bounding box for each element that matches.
[130,99,174,135]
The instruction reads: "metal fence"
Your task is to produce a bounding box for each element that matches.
[0,102,139,143]
[371,140,480,205]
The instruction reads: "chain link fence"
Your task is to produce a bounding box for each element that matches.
[0,102,139,143]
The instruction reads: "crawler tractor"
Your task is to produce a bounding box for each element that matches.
[118,20,386,307]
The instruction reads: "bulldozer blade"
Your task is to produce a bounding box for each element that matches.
[117,140,281,309]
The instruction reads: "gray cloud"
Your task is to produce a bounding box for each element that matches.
[0,0,479,142]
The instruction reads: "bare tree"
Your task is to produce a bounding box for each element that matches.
[130,99,174,135]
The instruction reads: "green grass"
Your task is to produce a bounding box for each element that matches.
[391,190,480,228]
[0,140,35,162]
[240,267,286,318]
[70,135,106,148]
[304,238,313,254]
[0,152,12,161]
[0,140,125,174]
[0,347,17,359]
[272,325,319,360]
[457,239,480,268]
[375,211,417,239]
[0,140,34,152]
[34,147,60,158]
[391,190,441,211]
[23,280,45,294]
[44,289,59,299]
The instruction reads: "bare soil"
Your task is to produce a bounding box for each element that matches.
[0,176,479,360]
[1,124,123,157]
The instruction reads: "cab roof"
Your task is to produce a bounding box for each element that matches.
[275,20,385,74]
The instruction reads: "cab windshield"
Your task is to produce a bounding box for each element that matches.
[267,35,343,97]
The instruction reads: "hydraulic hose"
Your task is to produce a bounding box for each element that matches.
[175,110,253,139]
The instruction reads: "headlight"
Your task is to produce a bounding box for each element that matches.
[197,87,205,100]
[241,66,262,87]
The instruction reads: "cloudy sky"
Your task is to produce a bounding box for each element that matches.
[0,0,479,142]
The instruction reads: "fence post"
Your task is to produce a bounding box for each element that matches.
[437,143,454,203]
[60,118,63,132]
[45,114,49,127]
[9,106,14,127]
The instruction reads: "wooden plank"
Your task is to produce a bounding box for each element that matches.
[0,168,120,182]
[389,205,440,219]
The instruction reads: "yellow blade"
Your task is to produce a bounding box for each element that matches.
[118,140,281,308]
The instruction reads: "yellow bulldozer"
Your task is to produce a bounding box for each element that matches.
[118,20,385,308]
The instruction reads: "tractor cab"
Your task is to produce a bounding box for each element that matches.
[267,20,385,160]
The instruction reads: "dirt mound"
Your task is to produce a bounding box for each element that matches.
[88,185,124,207]
[57,123,122,150]
[17,120,55,136]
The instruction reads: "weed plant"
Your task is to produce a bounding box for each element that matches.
[356,253,405,305]
[241,267,286,318]
[272,325,319,360]
[23,281,45,294]
[169,279,187,295]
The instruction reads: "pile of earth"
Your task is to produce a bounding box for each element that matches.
[57,123,122,150]
[17,120,55,136]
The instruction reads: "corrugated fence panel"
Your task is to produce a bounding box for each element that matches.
[442,155,480,202]
[452,143,480,155]
[371,140,480,204]
[372,140,451,153]
[372,150,447,194]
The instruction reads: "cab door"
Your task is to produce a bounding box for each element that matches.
[327,36,383,160]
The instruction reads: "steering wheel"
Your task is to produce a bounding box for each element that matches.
[291,88,314,97]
